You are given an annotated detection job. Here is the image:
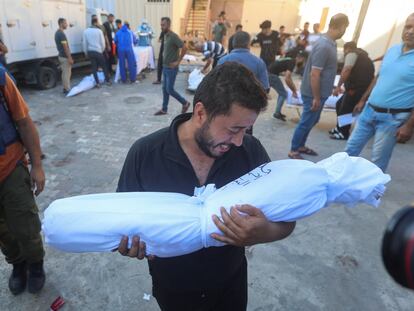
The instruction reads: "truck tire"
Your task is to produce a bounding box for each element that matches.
[37,66,57,89]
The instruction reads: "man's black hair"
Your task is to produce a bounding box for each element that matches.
[193,62,268,119]
[91,16,99,25]
[58,18,66,26]
[161,17,171,24]
[235,24,243,30]
[115,19,122,24]
[344,41,357,50]
[109,14,114,18]
[232,31,250,49]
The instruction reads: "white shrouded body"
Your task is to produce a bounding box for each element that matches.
[43,153,390,257]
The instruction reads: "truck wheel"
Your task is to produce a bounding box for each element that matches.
[37,66,57,89]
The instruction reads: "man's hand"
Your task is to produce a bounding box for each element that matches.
[310,98,321,112]
[353,100,366,115]
[68,57,74,65]
[211,205,277,247]
[292,91,298,99]
[30,165,45,196]
[169,60,180,68]
[396,123,414,143]
[116,235,154,260]
[332,86,343,97]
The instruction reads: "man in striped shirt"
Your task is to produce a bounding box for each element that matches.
[195,41,226,73]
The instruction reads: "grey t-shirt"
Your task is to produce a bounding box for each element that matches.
[55,30,68,58]
[301,34,337,99]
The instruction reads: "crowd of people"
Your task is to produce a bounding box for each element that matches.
[0,8,413,311]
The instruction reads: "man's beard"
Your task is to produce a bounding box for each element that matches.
[194,122,233,159]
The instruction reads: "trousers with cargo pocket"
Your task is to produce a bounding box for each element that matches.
[0,165,44,264]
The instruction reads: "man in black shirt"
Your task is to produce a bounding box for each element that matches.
[251,20,279,67]
[268,50,306,121]
[103,14,116,74]
[116,62,295,311]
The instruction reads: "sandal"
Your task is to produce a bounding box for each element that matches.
[288,152,304,160]
[330,132,347,140]
[298,146,318,156]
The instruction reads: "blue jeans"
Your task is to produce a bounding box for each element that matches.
[345,104,411,172]
[269,74,287,114]
[162,67,187,112]
[291,95,327,151]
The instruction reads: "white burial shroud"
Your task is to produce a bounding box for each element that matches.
[43,153,390,258]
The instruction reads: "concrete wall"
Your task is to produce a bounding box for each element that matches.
[241,0,301,35]
[297,0,414,61]
[357,0,414,60]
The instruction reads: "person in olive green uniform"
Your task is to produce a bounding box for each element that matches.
[154,17,190,116]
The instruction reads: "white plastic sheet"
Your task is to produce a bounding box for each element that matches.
[43,153,390,257]
[187,68,205,91]
[286,88,341,110]
[66,72,105,97]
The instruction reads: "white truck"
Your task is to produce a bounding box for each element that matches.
[0,0,108,89]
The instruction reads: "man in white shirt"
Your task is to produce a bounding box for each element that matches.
[83,17,111,87]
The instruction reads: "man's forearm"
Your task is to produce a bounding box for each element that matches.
[63,45,72,59]
[16,117,43,168]
[337,67,352,88]
[179,46,187,61]
[310,70,321,99]
[361,75,378,102]
[285,73,297,93]
[405,110,414,128]
[265,221,296,243]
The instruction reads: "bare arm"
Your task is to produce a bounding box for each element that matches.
[0,41,8,54]
[62,43,73,64]
[16,117,45,195]
[202,58,213,73]
[211,205,296,246]
[284,70,297,95]
[353,75,378,114]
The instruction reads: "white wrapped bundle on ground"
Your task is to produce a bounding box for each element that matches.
[286,88,341,110]
[43,153,390,257]
[187,68,205,91]
[66,72,105,97]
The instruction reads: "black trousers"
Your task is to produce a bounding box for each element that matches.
[157,45,164,82]
[335,88,366,138]
[152,258,248,311]
[88,51,110,84]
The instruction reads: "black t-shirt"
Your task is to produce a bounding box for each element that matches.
[117,113,270,291]
[268,58,295,75]
[54,30,68,58]
[252,30,279,67]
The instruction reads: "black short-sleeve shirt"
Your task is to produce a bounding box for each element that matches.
[268,58,296,75]
[117,113,270,291]
[55,30,68,58]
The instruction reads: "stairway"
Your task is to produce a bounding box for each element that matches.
[186,0,209,39]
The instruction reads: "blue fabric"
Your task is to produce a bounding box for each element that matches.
[218,49,270,90]
[368,44,414,109]
[290,95,328,151]
[162,67,187,112]
[118,50,137,82]
[0,68,19,155]
[345,104,411,172]
[115,25,136,51]
[268,73,287,114]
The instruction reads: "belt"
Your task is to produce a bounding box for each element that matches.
[369,104,413,114]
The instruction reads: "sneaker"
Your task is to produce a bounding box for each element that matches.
[181,102,191,114]
[63,89,69,95]
[8,261,27,295]
[105,80,112,86]
[273,112,286,121]
[154,109,167,116]
[27,260,45,294]
[329,127,339,135]
[95,84,102,89]
[152,80,161,85]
